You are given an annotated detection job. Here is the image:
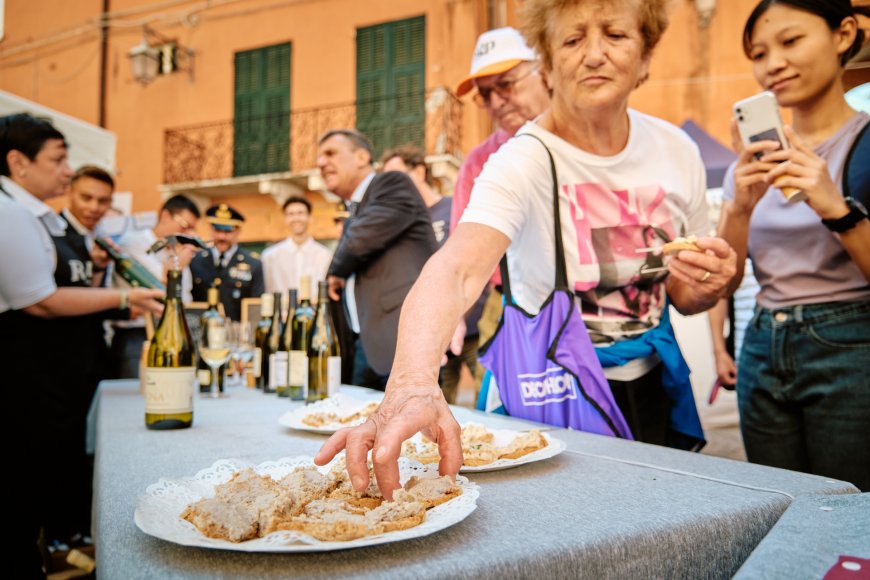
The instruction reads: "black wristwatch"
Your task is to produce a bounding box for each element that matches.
[821,197,869,233]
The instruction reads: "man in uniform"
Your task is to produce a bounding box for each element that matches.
[190,203,265,321]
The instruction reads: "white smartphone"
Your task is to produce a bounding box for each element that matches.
[733,91,806,203]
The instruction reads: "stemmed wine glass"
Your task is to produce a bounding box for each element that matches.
[200,316,232,398]
[228,321,255,387]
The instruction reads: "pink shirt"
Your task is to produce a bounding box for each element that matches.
[450,128,512,286]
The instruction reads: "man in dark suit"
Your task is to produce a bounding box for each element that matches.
[321,129,437,390]
[190,203,265,321]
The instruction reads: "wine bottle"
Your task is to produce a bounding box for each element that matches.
[95,236,165,291]
[307,280,341,402]
[263,291,283,393]
[197,285,225,394]
[275,289,298,398]
[253,293,273,389]
[144,269,195,429]
[289,276,315,401]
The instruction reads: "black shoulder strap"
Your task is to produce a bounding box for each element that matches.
[498,133,570,306]
[842,120,870,202]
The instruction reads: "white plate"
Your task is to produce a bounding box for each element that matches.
[406,424,567,473]
[134,456,479,552]
[278,393,383,434]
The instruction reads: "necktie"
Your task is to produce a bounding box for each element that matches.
[217,252,226,274]
[349,201,360,217]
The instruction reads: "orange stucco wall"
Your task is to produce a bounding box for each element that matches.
[2,0,866,244]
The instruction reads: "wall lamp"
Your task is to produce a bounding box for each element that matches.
[129,27,194,86]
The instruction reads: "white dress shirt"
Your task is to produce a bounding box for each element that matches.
[262,236,333,301]
[342,171,376,333]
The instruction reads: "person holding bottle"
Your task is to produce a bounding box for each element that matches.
[718,0,870,490]
[0,113,163,578]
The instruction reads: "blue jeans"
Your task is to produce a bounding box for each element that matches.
[737,300,870,491]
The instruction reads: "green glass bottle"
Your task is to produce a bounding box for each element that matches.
[253,292,274,390]
[144,269,194,429]
[307,280,341,402]
[275,288,298,398]
[289,276,315,401]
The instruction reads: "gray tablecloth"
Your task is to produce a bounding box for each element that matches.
[735,493,870,579]
[94,380,857,579]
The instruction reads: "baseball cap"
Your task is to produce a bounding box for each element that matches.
[456,27,537,97]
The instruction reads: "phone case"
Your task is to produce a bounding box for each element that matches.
[733,91,806,202]
[734,91,788,148]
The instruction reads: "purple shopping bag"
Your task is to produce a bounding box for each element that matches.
[477,135,633,438]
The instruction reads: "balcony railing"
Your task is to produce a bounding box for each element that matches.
[163,87,463,185]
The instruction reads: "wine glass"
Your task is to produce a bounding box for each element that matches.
[200,316,232,398]
[229,321,255,388]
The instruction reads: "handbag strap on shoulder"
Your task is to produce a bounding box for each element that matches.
[499,132,570,305]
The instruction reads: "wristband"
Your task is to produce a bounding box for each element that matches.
[119,289,129,310]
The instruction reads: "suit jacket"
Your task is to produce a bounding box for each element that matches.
[190,247,265,321]
[328,171,438,375]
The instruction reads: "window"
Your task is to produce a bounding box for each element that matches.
[233,42,291,176]
[356,16,425,158]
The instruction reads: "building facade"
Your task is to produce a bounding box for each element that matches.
[1,0,867,244]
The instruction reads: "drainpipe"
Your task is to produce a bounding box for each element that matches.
[99,0,110,128]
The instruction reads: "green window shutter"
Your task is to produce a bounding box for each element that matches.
[356,16,425,159]
[233,43,291,177]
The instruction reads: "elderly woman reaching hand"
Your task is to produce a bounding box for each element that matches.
[316,0,737,498]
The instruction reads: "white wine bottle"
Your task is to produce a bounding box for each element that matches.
[253,293,273,389]
[289,276,315,401]
[307,280,341,402]
[144,269,195,429]
[263,291,283,394]
[198,285,225,394]
[275,288,297,398]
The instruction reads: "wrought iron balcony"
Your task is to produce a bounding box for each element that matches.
[163,87,463,186]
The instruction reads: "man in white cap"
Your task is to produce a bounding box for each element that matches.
[448,26,551,362]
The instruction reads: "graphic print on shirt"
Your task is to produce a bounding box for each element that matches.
[565,182,686,341]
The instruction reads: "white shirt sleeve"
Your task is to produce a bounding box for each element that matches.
[0,202,57,311]
[458,135,542,241]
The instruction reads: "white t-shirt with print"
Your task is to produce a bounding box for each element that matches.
[460,110,709,343]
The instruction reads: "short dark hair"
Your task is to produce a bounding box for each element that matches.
[283,195,312,213]
[743,0,869,66]
[380,144,431,185]
[72,165,115,189]
[161,194,201,218]
[318,129,374,165]
[0,113,67,177]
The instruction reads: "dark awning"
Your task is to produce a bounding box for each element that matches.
[680,120,737,189]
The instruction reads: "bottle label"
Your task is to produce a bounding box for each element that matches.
[270,352,288,388]
[327,356,341,397]
[289,350,308,388]
[197,369,211,386]
[144,367,195,413]
[252,347,262,377]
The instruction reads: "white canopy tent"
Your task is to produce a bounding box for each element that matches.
[0,89,116,172]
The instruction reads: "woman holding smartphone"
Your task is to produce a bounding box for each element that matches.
[719,0,870,490]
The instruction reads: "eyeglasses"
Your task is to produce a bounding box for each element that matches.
[473,67,539,108]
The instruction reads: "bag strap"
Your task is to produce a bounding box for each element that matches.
[499,133,570,305]
[841,120,870,200]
